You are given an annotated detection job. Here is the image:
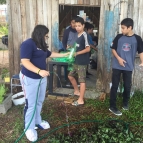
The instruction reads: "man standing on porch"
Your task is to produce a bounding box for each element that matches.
[62,16,78,50]
[109,18,143,116]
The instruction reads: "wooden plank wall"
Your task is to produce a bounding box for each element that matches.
[7,0,58,76]
[127,0,143,90]
[59,0,101,6]
[97,0,143,92]
[7,0,143,91]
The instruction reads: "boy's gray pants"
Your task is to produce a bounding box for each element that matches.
[19,72,47,129]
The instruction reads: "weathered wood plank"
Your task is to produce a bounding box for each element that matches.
[52,0,59,51]
[133,0,139,35]
[98,0,101,5]
[37,0,44,24]
[43,0,48,26]
[138,0,143,38]
[83,0,90,5]
[7,0,14,76]
[65,0,71,4]
[90,0,95,5]
[19,0,27,41]
[95,0,99,5]
[11,0,21,74]
[73,0,77,4]
[77,0,83,4]
[47,0,52,50]
[25,0,31,38]
[28,0,36,35]
[127,0,134,18]
[59,0,65,4]
[97,0,105,91]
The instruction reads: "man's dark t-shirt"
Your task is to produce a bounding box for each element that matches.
[75,32,90,65]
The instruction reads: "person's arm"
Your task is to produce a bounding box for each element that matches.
[87,34,98,51]
[21,59,50,77]
[111,34,126,67]
[76,46,90,56]
[139,53,143,66]
[50,52,69,58]
[112,49,126,67]
[135,35,143,66]
[90,44,98,51]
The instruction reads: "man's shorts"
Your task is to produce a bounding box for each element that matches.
[68,64,87,83]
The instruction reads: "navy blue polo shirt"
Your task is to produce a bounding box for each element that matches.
[20,38,51,79]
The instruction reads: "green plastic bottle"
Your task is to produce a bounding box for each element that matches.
[68,43,76,59]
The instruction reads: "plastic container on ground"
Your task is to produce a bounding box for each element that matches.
[12,91,25,105]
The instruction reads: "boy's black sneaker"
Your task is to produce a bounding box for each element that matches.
[109,107,122,116]
[122,105,129,110]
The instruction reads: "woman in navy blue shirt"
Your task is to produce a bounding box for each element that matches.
[19,25,68,142]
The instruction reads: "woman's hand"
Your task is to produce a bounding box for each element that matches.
[62,52,70,57]
[39,70,50,77]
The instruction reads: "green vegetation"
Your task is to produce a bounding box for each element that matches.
[1,68,9,79]
[0,90,143,142]
[48,122,142,143]
[0,25,8,38]
[0,0,6,4]
[0,84,7,103]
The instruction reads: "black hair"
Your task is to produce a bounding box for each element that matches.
[121,18,134,29]
[75,17,85,25]
[85,22,90,29]
[32,25,49,51]
[87,24,94,30]
[71,16,79,22]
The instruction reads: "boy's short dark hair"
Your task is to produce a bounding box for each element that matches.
[87,24,94,30]
[71,16,79,22]
[121,18,134,29]
[75,17,84,25]
[85,22,90,29]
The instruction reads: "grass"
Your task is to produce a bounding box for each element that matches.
[0,91,143,142]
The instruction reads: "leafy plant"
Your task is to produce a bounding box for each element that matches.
[0,0,6,4]
[0,25,8,35]
[0,84,7,103]
[48,121,143,143]
[1,68,9,79]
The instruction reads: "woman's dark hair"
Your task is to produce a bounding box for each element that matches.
[32,25,49,51]
[121,18,134,29]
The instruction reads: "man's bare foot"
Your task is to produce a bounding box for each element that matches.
[76,99,84,104]
[74,92,80,96]
[72,100,84,106]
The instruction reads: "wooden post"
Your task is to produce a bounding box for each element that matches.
[77,0,83,4]
[51,0,59,51]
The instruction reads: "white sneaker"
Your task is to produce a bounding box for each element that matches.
[36,120,50,130]
[25,129,37,142]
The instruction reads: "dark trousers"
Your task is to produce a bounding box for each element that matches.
[110,69,132,109]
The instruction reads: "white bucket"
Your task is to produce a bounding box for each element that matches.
[12,91,25,105]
